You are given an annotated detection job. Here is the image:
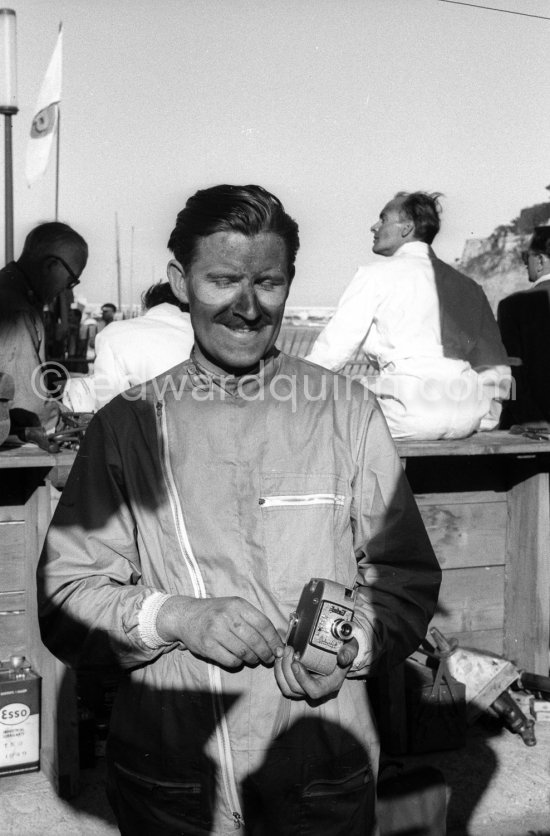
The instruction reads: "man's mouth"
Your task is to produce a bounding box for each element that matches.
[222,323,265,335]
[219,316,268,332]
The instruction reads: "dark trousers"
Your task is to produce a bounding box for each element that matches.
[106,754,375,836]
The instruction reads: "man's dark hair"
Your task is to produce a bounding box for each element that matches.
[101,303,117,313]
[395,191,443,245]
[529,226,550,257]
[167,184,300,277]
[21,221,88,263]
[141,281,189,312]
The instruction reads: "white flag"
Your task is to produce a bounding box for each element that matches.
[25,27,62,185]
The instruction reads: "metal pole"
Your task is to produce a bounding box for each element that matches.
[3,111,14,262]
[129,225,134,314]
[54,106,60,220]
[0,9,18,265]
[115,212,122,311]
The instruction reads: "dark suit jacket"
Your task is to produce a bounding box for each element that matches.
[497,278,550,426]
[429,252,509,370]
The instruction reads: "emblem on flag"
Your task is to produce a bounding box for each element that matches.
[25,27,62,185]
[30,104,58,138]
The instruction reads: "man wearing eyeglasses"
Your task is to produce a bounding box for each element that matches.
[0,221,88,430]
[498,226,550,428]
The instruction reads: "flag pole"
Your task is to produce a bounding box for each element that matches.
[115,212,122,311]
[0,9,18,263]
[54,22,61,220]
[54,105,60,219]
[129,225,135,315]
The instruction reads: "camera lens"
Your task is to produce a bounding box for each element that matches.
[331,619,353,641]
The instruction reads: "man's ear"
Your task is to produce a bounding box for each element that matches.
[535,254,546,276]
[167,259,189,304]
[41,255,58,275]
[400,220,414,239]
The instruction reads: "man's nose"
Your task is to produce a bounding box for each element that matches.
[370,220,380,233]
[234,284,261,319]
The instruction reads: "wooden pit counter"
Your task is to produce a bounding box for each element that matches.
[376,431,550,754]
[0,445,77,795]
[2,431,550,785]
[395,431,550,674]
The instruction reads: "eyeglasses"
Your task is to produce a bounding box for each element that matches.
[48,254,81,290]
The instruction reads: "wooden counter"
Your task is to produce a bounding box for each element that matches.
[373,431,550,754]
[0,444,77,796]
[396,431,550,675]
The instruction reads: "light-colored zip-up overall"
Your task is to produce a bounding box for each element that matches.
[38,352,440,835]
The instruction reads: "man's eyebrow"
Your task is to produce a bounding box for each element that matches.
[205,269,241,277]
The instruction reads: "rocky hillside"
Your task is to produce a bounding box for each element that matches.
[457,198,550,313]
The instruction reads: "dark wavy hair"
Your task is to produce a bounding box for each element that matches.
[529,226,550,257]
[395,191,443,245]
[141,281,189,312]
[167,184,300,278]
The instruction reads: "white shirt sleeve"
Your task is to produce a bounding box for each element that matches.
[306,267,380,371]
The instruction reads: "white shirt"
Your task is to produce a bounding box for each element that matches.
[63,303,194,411]
[308,241,447,371]
[307,242,510,439]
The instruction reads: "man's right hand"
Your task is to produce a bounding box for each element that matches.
[156,595,283,669]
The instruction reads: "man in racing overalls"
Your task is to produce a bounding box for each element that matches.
[38,184,441,835]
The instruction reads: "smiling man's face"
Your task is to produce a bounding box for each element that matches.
[168,231,291,374]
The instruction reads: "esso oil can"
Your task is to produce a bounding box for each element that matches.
[0,656,41,776]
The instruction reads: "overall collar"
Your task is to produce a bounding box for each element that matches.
[186,345,282,397]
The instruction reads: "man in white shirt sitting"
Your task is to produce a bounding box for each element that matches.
[307,191,511,440]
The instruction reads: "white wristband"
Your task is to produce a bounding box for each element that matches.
[138,591,173,649]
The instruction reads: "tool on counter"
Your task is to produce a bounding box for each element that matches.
[426,627,536,746]
[18,411,93,453]
[509,424,550,441]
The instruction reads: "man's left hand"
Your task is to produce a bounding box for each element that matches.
[273,638,358,700]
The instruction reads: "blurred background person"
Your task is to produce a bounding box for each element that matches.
[0,221,88,430]
[62,281,194,411]
[498,226,550,429]
[99,302,117,329]
[88,302,117,352]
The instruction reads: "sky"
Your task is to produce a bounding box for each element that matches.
[2,0,550,310]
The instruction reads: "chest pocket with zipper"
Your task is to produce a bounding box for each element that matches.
[259,472,350,606]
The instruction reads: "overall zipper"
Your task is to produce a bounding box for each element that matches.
[259,493,345,508]
[155,399,244,829]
